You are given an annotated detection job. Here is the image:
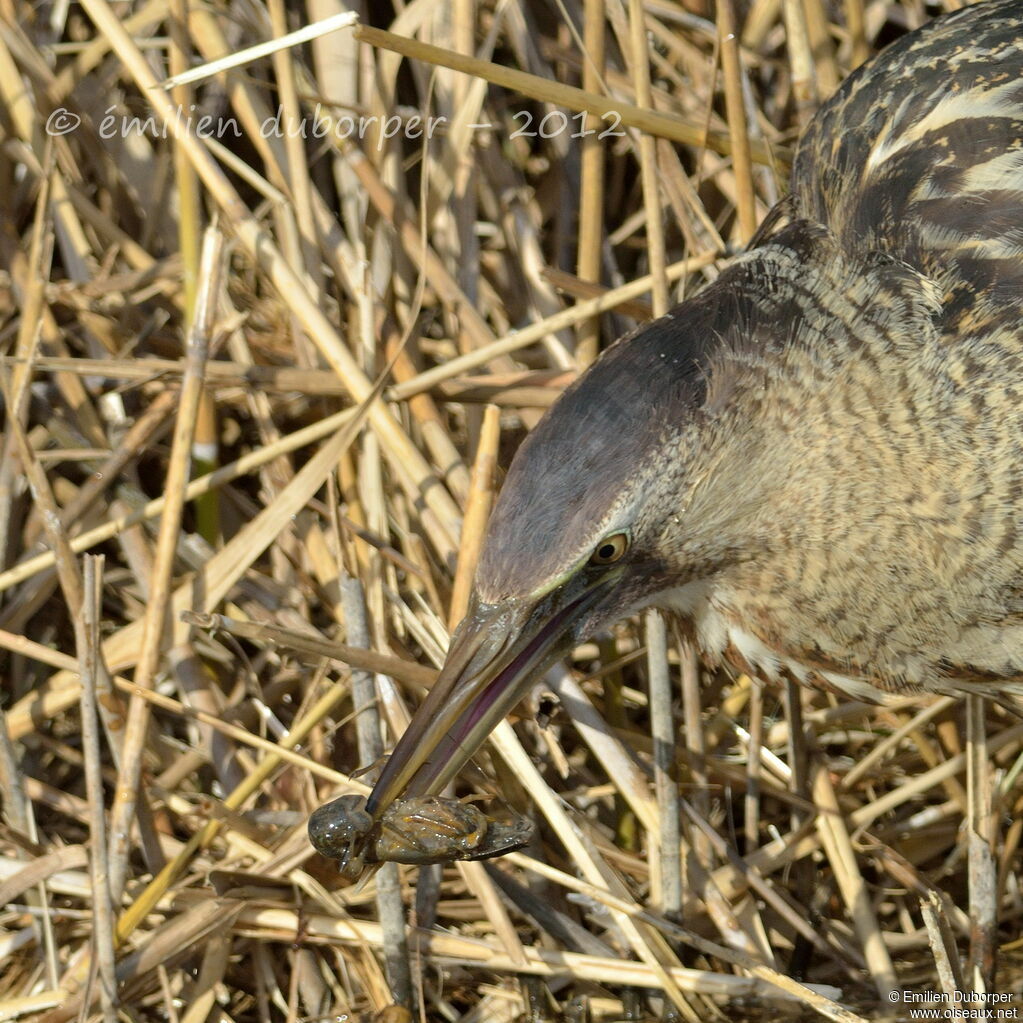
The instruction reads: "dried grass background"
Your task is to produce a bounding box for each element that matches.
[2,0,1023,1019]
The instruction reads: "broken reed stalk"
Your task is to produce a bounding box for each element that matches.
[966,694,997,994]
[715,0,758,242]
[646,609,681,921]
[343,574,414,1010]
[627,0,669,317]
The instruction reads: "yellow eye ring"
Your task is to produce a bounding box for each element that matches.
[590,532,629,565]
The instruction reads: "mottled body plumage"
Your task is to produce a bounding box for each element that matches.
[661,227,1023,698]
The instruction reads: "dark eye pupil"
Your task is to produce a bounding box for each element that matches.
[599,543,616,560]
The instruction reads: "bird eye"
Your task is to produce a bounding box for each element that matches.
[590,533,629,565]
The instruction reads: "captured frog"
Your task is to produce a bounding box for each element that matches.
[308,793,534,881]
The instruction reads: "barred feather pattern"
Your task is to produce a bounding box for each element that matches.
[792,0,1023,340]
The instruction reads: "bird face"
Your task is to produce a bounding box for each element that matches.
[365,480,667,818]
[364,300,724,820]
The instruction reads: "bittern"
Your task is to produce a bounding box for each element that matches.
[314,0,1023,853]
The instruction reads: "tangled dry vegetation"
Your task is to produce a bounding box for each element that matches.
[2,0,1023,1019]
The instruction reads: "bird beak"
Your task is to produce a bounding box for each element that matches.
[364,576,613,820]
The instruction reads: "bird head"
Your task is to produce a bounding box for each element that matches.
[364,264,753,819]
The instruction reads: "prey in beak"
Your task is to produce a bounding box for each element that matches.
[307,568,622,876]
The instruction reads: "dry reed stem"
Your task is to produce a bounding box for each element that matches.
[79,555,116,1023]
[162,9,359,88]
[353,24,784,167]
[811,761,896,999]
[448,404,500,627]
[628,0,669,317]
[967,694,998,994]
[575,0,606,367]
[343,574,413,1008]
[108,224,221,901]
[716,0,758,242]
[646,610,680,920]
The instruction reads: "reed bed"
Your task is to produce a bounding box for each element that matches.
[1,0,1022,1019]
